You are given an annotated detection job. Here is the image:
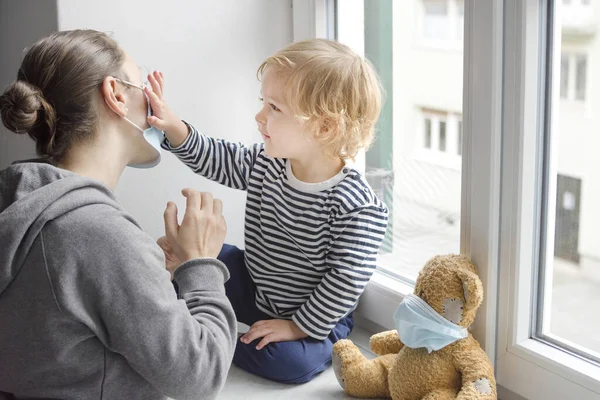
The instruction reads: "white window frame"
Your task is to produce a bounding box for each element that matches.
[293,0,369,174]
[292,0,335,42]
[304,0,600,397]
[332,0,503,366]
[497,0,600,399]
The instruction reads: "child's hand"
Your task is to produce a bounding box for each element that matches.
[145,70,189,147]
[240,319,309,350]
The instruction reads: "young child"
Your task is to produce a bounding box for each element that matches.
[147,39,389,384]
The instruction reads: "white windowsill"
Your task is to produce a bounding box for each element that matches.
[511,339,600,391]
[354,269,414,331]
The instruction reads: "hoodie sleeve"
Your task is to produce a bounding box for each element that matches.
[44,205,236,400]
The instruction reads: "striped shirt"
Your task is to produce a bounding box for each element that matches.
[163,125,389,340]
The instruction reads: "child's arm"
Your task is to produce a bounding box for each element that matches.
[292,205,389,340]
[144,71,261,190]
[162,125,262,191]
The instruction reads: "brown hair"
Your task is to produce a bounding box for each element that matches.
[0,29,125,162]
[258,39,383,161]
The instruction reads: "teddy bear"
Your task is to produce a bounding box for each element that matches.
[332,254,497,400]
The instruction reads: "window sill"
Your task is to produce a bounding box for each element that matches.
[498,338,600,399]
[354,269,414,331]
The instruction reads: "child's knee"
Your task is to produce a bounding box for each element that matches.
[233,340,331,383]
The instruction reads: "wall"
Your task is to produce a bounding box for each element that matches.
[56,0,293,244]
[0,0,58,169]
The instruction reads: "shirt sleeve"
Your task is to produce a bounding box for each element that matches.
[292,204,389,340]
[162,123,263,190]
[52,206,237,400]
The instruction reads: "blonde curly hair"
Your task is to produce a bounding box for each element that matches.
[258,39,383,161]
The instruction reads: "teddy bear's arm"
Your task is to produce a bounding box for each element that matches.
[453,344,497,399]
[369,330,405,356]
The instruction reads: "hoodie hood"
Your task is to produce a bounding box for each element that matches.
[0,161,120,295]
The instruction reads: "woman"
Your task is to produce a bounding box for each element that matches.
[0,30,236,400]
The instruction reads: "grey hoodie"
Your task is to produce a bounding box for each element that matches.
[0,162,236,400]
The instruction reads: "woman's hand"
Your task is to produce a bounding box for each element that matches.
[162,189,227,273]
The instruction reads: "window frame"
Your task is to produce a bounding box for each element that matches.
[295,1,600,397]
[497,0,600,398]
[325,0,503,365]
[420,0,465,49]
[415,109,463,169]
[560,51,588,101]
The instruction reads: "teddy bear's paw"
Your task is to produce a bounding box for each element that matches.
[332,350,346,390]
[473,378,493,395]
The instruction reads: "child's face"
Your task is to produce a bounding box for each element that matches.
[255,67,319,160]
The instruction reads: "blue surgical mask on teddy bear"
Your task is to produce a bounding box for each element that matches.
[393,294,468,353]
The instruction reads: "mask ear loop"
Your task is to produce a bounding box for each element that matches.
[111,76,153,132]
[104,93,145,134]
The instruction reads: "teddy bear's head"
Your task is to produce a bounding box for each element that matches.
[413,254,483,328]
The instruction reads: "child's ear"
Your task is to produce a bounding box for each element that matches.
[317,117,339,138]
[456,267,483,314]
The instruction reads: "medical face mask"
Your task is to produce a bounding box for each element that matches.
[114,73,164,168]
[393,294,468,353]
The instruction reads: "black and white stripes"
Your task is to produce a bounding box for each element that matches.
[163,126,388,340]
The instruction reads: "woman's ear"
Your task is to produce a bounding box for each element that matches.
[456,267,483,314]
[101,76,127,117]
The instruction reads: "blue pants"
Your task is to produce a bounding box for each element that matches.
[218,244,354,384]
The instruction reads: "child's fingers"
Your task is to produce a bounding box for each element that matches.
[155,71,164,93]
[144,86,167,116]
[241,326,270,344]
[256,334,276,350]
[148,73,163,99]
[147,116,168,131]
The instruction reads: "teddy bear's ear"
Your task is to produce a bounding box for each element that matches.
[456,267,483,314]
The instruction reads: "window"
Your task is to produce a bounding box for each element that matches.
[561,53,569,98]
[424,117,432,148]
[497,0,600,398]
[419,110,462,162]
[334,1,600,397]
[423,0,449,40]
[537,4,599,363]
[561,52,588,101]
[563,0,592,5]
[421,0,464,45]
[575,54,587,101]
[439,120,447,151]
[338,0,463,282]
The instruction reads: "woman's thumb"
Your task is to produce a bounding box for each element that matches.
[163,202,179,239]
